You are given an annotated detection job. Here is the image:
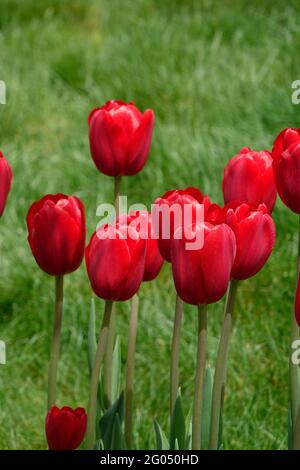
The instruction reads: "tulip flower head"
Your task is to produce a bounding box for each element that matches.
[45,406,87,450]
[223,147,277,213]
[85,217,146,301]
[126,210,164,282]
[152,187,211,262]
[0,152,13,217]
[171,221,236,305]
[207,201,276,280]
[272,127,300,214]
[27,194,86,276]
[88,100,155,177]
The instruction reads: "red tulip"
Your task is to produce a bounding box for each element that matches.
[85,219,146,301]
[272,128,300,214]
[207,201,276,280]
[0,152,13,217]
[88,100,155,177]
[27,194,86,276]
[152,187,211,262]
[126,210,164,281]
[171,222,236,305]
[45,406,87,450]
[223,147,277,212]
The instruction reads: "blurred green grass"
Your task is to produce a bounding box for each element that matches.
[0,0,299,449]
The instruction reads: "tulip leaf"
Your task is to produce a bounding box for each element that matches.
[111,413,126,450]
[93,438,104,450]
[154,420,169,450]
[88,298,97,375]
[111,335,122,404]
[185,406,192,449]
[99,391,124,449]
[170,388,186,450]
[201,366,213,450]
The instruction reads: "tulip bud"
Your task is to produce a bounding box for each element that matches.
[85,219,146,301]
[272,128,300,214]
[27,194,86,276]
[222,147,277,213]
[126,210,164,282]
[45,406,87,450]
[207,201,276,280]
[0,152,13,217]
[88,100,155,177]
[152,187,211,262]
[171,222,236,305]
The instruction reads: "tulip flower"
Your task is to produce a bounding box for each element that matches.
[152,187,211,419]
[272,128,300,214]
[88,100,154,410]
[26,194,86,410]
[222,147,277,213]
[171,221,236,449]
[88,100,155,177]
[0,152,13,217]
[85,222,146,302]
[206,200,275,449]
[272,127,300,443]
[171,221,236,305]
[152,187,211,262]
[46,406,87,450]
[208,201,276,280]
[126,210,164,281]
[85,220,146,449]
[27,194,86,276]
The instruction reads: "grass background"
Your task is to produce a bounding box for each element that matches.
[0,0,299,450]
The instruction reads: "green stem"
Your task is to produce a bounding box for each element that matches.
[290,215,300,433]
[192,304,208,450]
[103,176,122,406]
[86,300,113,449]
[170,295,184,416]
[125,293,139,450]
[114,175,122,218]
[293,405,300,449]
[104,304,115,408]
[47,275,64,410]
[209,279,239,450]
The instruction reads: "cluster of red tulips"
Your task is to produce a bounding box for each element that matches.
[1,100,300,450]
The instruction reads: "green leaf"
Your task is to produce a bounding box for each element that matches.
[93,438,104,450]
[154,420,169,450]
[174,438,179,450]
[99,392,124,450]
[201,366,213,450]
[111,414,126,450]
[185,406,192,449]
[88,298,97,375]
[111,335,122,404]
[170,388,186,450]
